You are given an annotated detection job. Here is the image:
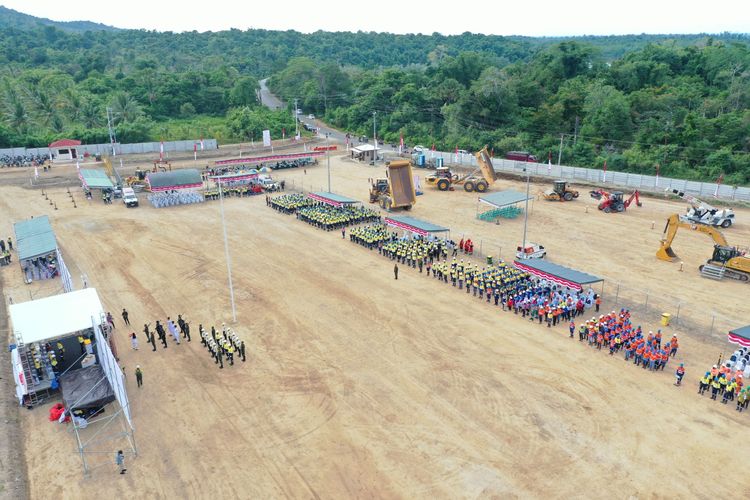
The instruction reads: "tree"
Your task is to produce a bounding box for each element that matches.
[229,76,259,107]
[110,92,143,124]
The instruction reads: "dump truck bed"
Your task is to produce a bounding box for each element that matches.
[387,160,417,208]
[475,147,496,184]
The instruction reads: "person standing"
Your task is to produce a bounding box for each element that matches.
[56,341,65,362]
[394,263,398,280]
[149,331,157,352]
[674,364,685,386]
[240,341,246,362]
[115,450,126,474]
[341,227,346,239]
[177,315,186,337]
[7,237,12,251]
[143,324,151,342]
[130,332,139,350]
[135,366,143,388]
[106,312,115,329]
[121,308,130,326]
[183,322,191,342]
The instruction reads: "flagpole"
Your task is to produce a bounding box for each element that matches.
[219,181,237,323]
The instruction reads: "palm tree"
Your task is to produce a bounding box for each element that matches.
[80,99,102,129]
[110,92,142,124]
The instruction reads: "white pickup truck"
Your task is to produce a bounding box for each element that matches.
[122,187,139,207]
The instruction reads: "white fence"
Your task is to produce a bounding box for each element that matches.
[0,139,218,158]
[416,151,750,202]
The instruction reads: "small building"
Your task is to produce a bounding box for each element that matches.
[49,139,82,163]
[351,144,380,163]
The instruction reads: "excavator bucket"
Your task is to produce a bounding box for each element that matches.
[656,243,679,262]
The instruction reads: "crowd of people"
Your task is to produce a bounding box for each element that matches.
[296,204,381,231]
[698,347,750,410]
[199,323,245,369]
[109,309,247,372]
[269,193,314,213]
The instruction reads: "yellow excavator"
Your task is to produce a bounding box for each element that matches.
[656,213,750,281]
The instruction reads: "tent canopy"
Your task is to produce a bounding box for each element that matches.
[214,151,324,166]
[209,172,259,183]
[79,169,114,190]
[13,215,52,240]
[514,259,602,290]
[352,144,380,153]
[17,231,57,260]
[9,288,104,344]
[308,192,359,207]
[385,216,448,236]
[479,190,533,208]
[147,169,203,192]
[729,325,750,347]
[14,216,57,260]
[60,365,115,412]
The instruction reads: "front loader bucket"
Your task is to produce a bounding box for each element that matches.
[656,243,679,262]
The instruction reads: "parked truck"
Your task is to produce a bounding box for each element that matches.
[368,160,416,211]
[425,146,496,192]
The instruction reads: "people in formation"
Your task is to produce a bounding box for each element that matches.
[296,204,380,230]
[269,193,314,213]
[698,347,750,410]
[198,323,246,369]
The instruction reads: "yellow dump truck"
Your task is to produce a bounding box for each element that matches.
[425,146,496,192]
[368,160,416,211]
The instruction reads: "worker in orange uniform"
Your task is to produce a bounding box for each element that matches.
[669,335,679,357]
[674,364,685,386]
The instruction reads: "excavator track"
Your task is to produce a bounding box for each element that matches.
[723,269,750,281]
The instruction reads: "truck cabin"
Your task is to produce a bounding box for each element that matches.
[610,192,624,202]
[505,151,538,162]
[435,166,453,178]
[553,180,568,194]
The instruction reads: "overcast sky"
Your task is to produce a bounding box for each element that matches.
[3,0,748,36]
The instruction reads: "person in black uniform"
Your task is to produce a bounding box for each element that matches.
[143,324,151,342]
[240,341,246,362]
[155,321,167,348]
[149,331,157,351]
[183,322,191,342]
[121,308,130,326]
[177,315,185,337]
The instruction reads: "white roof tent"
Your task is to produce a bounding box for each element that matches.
[9,288,104,344]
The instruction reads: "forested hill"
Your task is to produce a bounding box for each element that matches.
[0,6,116,33]
[0,6,748,183]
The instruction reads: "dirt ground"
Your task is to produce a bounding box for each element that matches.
[1,147,750,499]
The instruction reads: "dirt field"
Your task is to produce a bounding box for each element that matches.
[1,148,750,499]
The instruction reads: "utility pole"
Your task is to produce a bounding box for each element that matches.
[294,98,299,138]
[557,134,564,166]
[106,107,117,156]
[372,111,377,146]
[573,116,579,145]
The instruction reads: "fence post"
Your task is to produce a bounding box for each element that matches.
[676,303,681,322]
[615,284,620,304]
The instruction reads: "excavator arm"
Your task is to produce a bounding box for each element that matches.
[657,214,729,261]
[624,190,642,208]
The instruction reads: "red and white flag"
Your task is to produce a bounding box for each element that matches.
[200,136,204,151]
[602,160,607,182]
[193,142,197,161]
[714,173,724,197]
[454,145,459,162]
[399,134,404,154]
[548,152,552,174]
[160,141,164,160]
[282,128,286,140]
[655,164,660,186]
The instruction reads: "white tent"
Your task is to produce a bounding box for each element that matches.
[9,288,104,344]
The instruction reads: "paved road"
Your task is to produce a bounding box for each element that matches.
[258,79,404,153]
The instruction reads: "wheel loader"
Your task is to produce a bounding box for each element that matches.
[541,180,579,201]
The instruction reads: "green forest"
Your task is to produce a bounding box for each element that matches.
[0,6,748,183]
